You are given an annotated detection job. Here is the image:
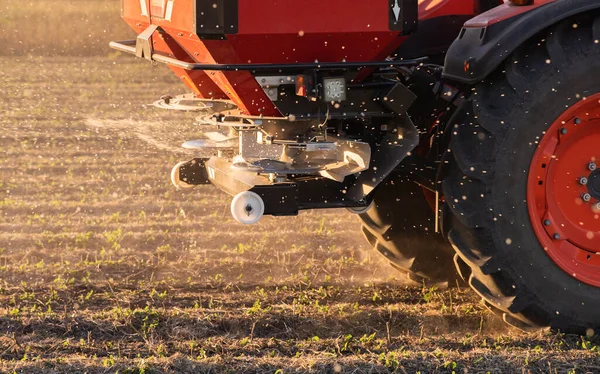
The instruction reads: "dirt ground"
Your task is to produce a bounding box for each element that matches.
[1,55,600,374]
[2,1,600,371]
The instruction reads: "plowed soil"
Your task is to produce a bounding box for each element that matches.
[2,4,600,371]
[2,56,600,374]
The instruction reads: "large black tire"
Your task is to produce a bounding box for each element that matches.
[443,15,600,333]
[359,174,463,287]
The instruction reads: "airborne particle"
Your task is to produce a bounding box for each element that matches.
[586,328,595,337]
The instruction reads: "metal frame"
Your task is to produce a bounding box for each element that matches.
[109,40,429,73]
[177,158,369,216]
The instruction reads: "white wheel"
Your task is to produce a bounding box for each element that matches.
[171,161,196,190]
[231,191,265,225]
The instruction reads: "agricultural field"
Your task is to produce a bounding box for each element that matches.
[2,1,600,373]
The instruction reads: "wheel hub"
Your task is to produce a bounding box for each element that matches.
[588,169,600,200]
[528,93,600,287]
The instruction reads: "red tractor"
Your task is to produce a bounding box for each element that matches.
[111,0,600,333]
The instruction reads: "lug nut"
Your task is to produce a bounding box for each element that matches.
[574,117,582,125]
[553,233,561,240]
[596,202,600,211]
[589,162,597,171]
[544,219,551,226]
[580,177,589,186]
[560,128,568,135]
[582,193,592,202]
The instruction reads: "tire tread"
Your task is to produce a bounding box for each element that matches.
[444,16,600,333]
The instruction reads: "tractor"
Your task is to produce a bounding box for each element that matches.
[111,0,600,333]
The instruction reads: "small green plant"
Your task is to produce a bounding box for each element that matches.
[378,352,400,369]
[341,334,353,352]
[74,231,93,248]
[422,286,438,303]
[247,299,271,317]
[239,337,250,347]
[211,273,224,287]
[102,355,116,367]
[359,332,376,344]
[103,228,123,250]
[444,361,457,373]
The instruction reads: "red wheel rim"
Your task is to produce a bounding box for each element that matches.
[528,93,600,287]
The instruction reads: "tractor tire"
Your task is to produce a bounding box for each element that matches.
[443,16,600,333]
[359,174,463,287]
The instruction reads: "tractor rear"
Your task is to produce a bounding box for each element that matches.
[112,0,600,333]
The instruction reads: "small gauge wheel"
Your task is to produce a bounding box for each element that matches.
[231,191,265,224]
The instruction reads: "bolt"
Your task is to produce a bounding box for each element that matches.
[560,128,568,135]
[574,117,581,125]
[580,177,589,186]
[553,233,561,240]
[544,219,551,226]
[582,193,592,202]
[589,162,597,171]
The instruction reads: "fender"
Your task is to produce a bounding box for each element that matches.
[443,0,600,84]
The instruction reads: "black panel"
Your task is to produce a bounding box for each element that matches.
[389,0,419,34]
[272,81,398,118]
[476,0,502,13]
[296,178,362,210]
[194,0,238,40]
[251,185,299,216]
[392,15,473,62]
[380,82,417,114]
[250,179,367,216]
[179,158,211,185]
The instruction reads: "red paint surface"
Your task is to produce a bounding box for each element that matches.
[528,93,600,287]
[122,0,481,115]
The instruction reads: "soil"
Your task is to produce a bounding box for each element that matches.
[1,56,599,374]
